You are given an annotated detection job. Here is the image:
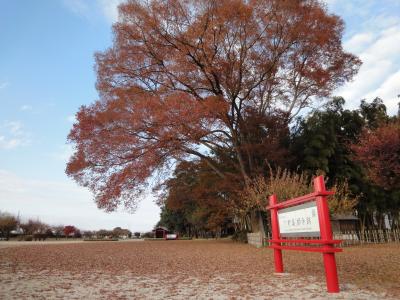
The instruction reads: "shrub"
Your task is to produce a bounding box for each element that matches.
[231,230,248,243]
[24,235,33,241]
[84,238,118,242]
[329,179,359,215]
[240,167,312,212]
[141,231,154,238]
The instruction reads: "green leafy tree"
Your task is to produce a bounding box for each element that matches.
[291,97,364,182]
[359,97,388,129]
[292,97,399,229]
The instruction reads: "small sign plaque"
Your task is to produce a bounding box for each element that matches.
[277,201,320,237]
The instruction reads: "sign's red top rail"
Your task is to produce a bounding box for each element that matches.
[268,239,341,244]
[266,190,334,210]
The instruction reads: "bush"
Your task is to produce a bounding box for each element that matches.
[238,167,312,229]
[24,235,33,241]
[178,236,192,240]
[231,231,248,243]
[141,231,154,238]
[84,238,118,242]
[329,179,359,215]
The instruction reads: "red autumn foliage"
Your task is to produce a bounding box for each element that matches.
[161,160,239,231]
[66,0,360,211]
[352,122,400,190]
[63,226,76,237]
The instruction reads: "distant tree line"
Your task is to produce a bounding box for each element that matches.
[82,227,133,239]
[0,213,82,241]
[0,212,134,241]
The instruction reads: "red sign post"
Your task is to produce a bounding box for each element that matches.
[266,175,342,293]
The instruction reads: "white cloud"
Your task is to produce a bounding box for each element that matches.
[0,137,20,150]
[67,115,76,123]
[324,0,375,18]
[365,70,400,114]
[0,82,9,89]
[363,26,400,61]
[20,105,33,111]
[323,0,337,5]
[335,23,400,114]
[7,121,22,134]
[336,59,392,107]
[63,0,124,23]
[97,0,124,23]
[322,1,400,115]
[344,32,374,53]
[0,121,30,150]
[368,13,400,31]
[51,144,74,162]
[62,0,91,19]
[0,169,160,231]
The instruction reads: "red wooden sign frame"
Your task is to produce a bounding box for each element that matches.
[266,175,342,293]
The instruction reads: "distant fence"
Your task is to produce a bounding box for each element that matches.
[259,229,400,247]
[334,229,400,246]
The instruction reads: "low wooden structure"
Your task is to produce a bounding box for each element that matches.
[331,215,359,233]
[153,226,169,239]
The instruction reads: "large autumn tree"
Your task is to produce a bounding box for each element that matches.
[66,0,360,211]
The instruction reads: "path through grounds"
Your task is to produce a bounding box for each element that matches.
[0,240,399,299]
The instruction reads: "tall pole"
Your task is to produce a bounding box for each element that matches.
[314,176,340,293]
[269,194,283,273]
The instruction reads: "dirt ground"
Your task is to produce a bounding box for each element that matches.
[0,239,399,299]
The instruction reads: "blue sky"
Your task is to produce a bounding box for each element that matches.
[0,0,399,231]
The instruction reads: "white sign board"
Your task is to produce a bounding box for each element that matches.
[278,201,320,237]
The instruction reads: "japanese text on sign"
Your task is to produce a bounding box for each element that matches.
[277,201,320,237]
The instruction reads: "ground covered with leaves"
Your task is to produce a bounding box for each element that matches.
[0,240,398,299]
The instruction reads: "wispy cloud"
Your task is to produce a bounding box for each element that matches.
[344,32,374,53]
[336,23,400,114]
[63,0,124,23]
[365,70,400,113]
[67,115,76,123]
[62,0,91,19]
[327,1,400,115]
[20,104,33,111]
[50,144,74,162]
[97,0,124,23]
[0,121,30,150]
[0,82,9,89]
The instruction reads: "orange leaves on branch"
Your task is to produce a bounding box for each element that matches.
[66,91,228,211]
